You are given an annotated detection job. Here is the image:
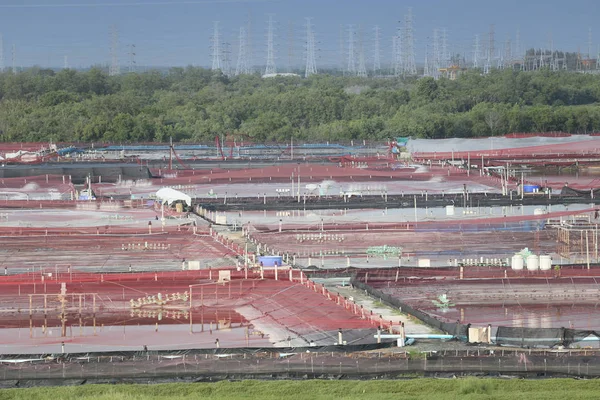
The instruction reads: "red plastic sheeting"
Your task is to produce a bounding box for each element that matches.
[0,271,377,352]
[0,229,235,272]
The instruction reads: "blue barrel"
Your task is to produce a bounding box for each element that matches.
[258,256,283,267]
[523,184,540,193]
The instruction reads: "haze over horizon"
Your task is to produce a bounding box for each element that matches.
[0,0,598,70]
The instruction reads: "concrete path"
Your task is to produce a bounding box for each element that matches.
[324,282,436,335]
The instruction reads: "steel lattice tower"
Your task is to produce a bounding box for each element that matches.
[222,41,232,76]
[235,27,250,75]
[11,44,16,74]
[357,25,367,77]
[392,33,402,76]
[505,38,513,69]
[423,45,430,76]
[109,25,120,76]
[432,28,440,79]
[211,21,222,71]
[373,25,381,75]
[287,20,294,72]
[0,33,4,72]
[441,28,448,68]
[588,28,593,60]
[473,34,480,68]
[128,44,136,73]
[515,29,521,63]
[246,12,254,73]
[265,14,276,75]
[484,24,495,74]
[338,24,345,74]
[401,8,417,75]
[64,55,69,70]
[346,25,356,75]
[304,18,317,77]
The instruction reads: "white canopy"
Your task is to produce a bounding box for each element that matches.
[155,188,192,207]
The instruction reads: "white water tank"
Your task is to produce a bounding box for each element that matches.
[539,255,552,271]
[511,255,524,270]
[526,255,539,271]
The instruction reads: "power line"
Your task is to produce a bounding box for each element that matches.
[0,1,280,8]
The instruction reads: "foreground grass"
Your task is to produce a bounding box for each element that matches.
[1,378,600,400]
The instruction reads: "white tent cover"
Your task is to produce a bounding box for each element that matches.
[155,187,192,207]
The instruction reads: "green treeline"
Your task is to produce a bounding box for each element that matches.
[0,66,599,143]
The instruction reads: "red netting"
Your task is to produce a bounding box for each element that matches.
[413,137,600,162]
[0,228,241,272]
[0,271,384,352]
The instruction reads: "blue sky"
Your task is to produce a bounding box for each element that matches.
[0,0,597,69]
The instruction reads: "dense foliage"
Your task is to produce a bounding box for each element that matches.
[0,66,600,143]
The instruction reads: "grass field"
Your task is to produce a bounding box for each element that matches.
[1,379,599,400]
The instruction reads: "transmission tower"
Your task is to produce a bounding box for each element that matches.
[401,7,417,75]
[484,24,495,74]
[515,29,521,62]
[222,41,232,76]
[287,20,294,72]
[373,25,381,75]
[304,18,317,77]
[423,44,430,77]
[392,33,402,76]
[265,14,276,75]
[441,28,448,68]
[211,21,222,71]
[473,34,480,68]
[588,28,593,60]
[64,55,69,70]
[11,44,16,74]
[346,25,356,75]
[432,28,440,78]
[128,44,136,73]
[548,33,558,71]
[502,38,512,69]
[109,24,120,76]
[337,24,344,74]
[235,27,250,75]
[0,33,4,72]
[357,25,367,77]
[246,11,254,73]
[489,24,496,66]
